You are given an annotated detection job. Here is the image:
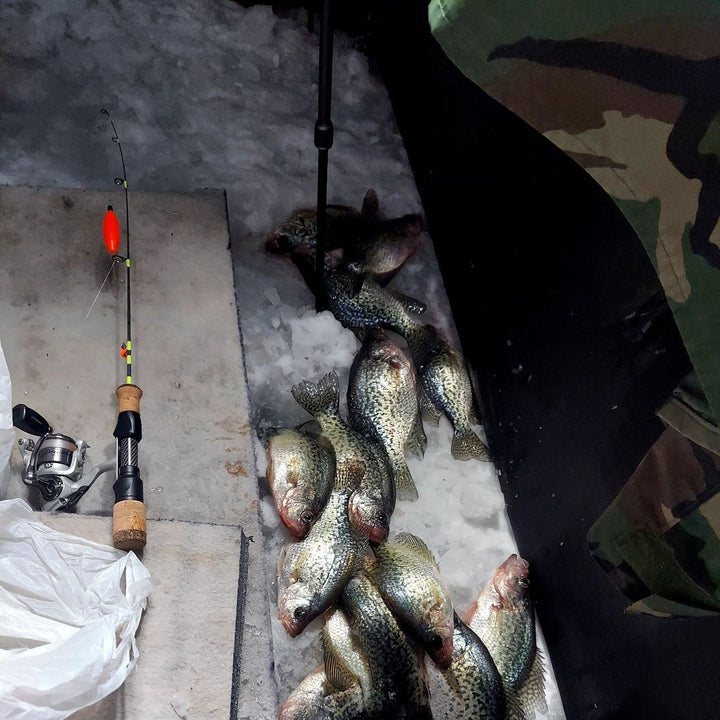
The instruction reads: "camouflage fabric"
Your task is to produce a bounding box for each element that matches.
[587,427,720,617]
[429,1,720,428]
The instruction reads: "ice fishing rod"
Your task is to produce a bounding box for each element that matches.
[101,108,147,552]
[314,0,334,312]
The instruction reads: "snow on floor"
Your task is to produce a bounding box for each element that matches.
[1,1,564,717]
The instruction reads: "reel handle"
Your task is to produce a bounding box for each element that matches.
[112,384,147,552]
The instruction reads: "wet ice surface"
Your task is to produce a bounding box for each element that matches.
[0,1,564,717]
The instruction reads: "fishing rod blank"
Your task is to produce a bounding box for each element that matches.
[101,108,147,552]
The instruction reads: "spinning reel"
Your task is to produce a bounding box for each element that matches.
[13,404,113,512]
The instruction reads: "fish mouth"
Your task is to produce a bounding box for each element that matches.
[367,524,389,544]
[348,502,389,543]
[428,634,454,669]
[279,610,304,638]
[265,230,294,254]
[494,554,530,606]
[281,514,308,539]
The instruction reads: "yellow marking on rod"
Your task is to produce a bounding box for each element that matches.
[126,341,132,350]
[126,376,133,384]
[125,258,131,267]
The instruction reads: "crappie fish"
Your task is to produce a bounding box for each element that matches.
[348,330,426,501]
[325,268,425,339]
[365,532,455,668]
[265,426,335,538]
[406,324,491,462]
[277,461,369,638]
[291,371,395,543]
[431,614,506,720]
[265,189,422,286]
[340,571,433,719]
[466,555,547,719]
[265,201,367,255]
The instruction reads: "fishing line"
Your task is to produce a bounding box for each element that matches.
[101,107,134,384]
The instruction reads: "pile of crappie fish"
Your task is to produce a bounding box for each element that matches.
[262,193,547,719]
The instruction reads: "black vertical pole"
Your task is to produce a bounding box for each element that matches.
[314,0,334,311]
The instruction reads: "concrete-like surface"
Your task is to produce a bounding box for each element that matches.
[34,513,246,720]
[0,185,257,528]
[0,185,275,719]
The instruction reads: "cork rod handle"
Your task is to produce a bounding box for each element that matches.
[112,383,147,552]
[116,383,143,412]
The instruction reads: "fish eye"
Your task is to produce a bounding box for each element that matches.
[301,511,314,525]
[428,634,444,650]
[376,513,387,524]
[293,606,308,620]
[519,578,530,588]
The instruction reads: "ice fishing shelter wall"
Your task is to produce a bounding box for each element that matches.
[354,2,720,719]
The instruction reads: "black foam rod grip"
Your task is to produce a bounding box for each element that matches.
[12,404,50,436]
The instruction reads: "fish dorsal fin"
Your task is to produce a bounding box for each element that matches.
[393,532,440,570]
[335,459,366,491]
[361,188,379,218]
[511,647,547,719]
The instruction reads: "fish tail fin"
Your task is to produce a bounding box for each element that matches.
[394,461,419,501]
[291,371,340,417]
[419,390,442,425]
[451,429,491,461]
[406,411,427,459]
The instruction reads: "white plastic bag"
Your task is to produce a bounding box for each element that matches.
[0,499,152,719]
[0,339,13,499]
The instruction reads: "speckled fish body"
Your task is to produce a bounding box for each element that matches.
[436,615,506,720]
[342,212,423,286]
[348,330,426,501]
[265,203,366,255]
[467,555,547,719]
[291,371,395,543]
[407,324,491,462]
[265,190,422,287]
[266,426,336,538]
[341,572,433,719]
[325,269,425,340]
[277,462,370,638]
[365,532,455,669]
